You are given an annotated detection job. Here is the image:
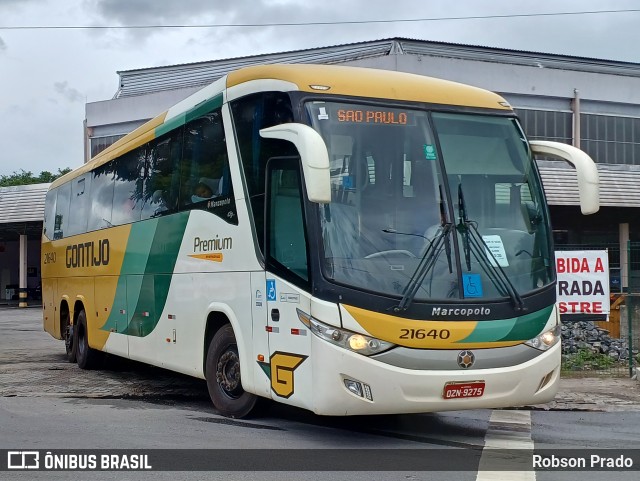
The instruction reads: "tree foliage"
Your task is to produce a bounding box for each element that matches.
[0,168,72,187]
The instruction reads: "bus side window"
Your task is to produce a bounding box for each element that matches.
[266,159,309,284]
[111,148,145,226]
[230,92,296,254]
[53,182,71,240]
[142,129,182,220]
[67,175,92,237]
[178,108,237,223]
[43,188,57,239]
[88,162,115,231]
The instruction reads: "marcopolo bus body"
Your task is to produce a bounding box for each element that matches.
[42,64,599,417]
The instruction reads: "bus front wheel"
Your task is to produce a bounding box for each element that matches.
[205,324,258,418]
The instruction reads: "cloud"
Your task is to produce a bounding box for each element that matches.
[94,0,228,24]
[54,81,84,103]
[0,0,43,9]
[92,0,321,24]
[89,0,324,41]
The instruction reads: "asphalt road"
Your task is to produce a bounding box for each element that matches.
[1,306,639,481]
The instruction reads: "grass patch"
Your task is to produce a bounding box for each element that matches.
[562,349,617,371]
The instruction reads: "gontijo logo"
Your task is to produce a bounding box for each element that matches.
[66,239,110,268]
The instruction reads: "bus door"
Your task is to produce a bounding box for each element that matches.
[262,158,313,408]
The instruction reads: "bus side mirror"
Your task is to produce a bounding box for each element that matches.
[529,140,599,215]
[260,123,331,203]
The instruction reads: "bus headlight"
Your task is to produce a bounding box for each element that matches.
[297,309,394,356]
[525,325,561,351]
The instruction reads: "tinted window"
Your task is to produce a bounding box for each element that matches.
[67,174,91,236]
[178,108,237,223]
[54,182,71,240]
[267,160,309,283]
[88,162,115,231]
[230,92,296,251]
[43,189,57,239]
[111,148,145,226]
[142,131,182,220]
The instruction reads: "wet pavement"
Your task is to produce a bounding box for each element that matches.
[532,376,640,412]
[2,305,639,412]
[0,305,209,403]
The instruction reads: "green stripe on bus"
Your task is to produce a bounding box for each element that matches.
[185,95,223,123]
[457,305,552,343]
[155,94,223,138]
[100,220,159,334]
[456,317,517,343]
[128,213,190,336]
[101,212,190,337]
[497,305,554,342]
[122,219,158,274]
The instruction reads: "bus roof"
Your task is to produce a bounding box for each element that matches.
[227,64,510,109]
[52,64,511,189]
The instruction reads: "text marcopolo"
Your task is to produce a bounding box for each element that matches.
[431,307,490,317]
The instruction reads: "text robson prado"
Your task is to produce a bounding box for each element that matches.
[533,454,633,469]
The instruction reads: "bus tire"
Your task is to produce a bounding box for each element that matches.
[205,324,258,418]
[75,309,102,370]
[63,312,76,363]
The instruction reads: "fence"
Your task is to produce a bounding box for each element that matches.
[556,242,638,377]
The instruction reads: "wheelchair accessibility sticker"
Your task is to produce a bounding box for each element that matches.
[266,279,277,301]
[463,273,483,298]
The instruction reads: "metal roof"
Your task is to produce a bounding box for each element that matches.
[538,161,640,208]
[115,37,640,98]
[0,183,50,224]
[116,39,395,98]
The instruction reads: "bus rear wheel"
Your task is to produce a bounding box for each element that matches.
[205,324,258,418]
[63,312,76,363]
[75,309,102,370]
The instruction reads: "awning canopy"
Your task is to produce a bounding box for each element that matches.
[0,183,50,241]
[537,160,640,208]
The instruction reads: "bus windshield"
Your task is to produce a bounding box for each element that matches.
[305,101,553,304]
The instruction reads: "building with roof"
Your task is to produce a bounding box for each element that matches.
[4,37,638,307]
[85,37,640,290]
[0,183,49,304]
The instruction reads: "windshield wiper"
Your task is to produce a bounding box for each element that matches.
[457,184,525,311]
[391,209,453,312]
[457,185,472,272]
[439,184,453,274]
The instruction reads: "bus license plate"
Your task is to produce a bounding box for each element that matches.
[443,381,485,399]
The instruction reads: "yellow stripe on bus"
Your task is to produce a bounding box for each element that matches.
[343,304,521,349]
[188,253,224,262]
[50,113,168,189]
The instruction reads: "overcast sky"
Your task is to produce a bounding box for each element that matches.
[2,0,640,176]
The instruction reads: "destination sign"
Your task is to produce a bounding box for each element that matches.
[337,109,409,125]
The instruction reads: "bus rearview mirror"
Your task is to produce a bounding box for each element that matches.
[260,123,331,203]
[529,140,600,215]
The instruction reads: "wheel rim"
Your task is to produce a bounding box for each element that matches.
[215,347,243,399]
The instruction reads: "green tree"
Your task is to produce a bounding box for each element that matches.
[0,168,72,187]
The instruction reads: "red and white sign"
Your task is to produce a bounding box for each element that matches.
[555,250,609,317]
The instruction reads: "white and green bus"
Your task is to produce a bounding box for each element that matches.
[42,64,599,418]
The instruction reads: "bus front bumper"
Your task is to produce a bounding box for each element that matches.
[310,338,560,416]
